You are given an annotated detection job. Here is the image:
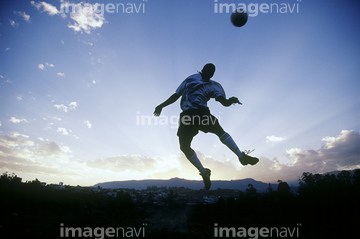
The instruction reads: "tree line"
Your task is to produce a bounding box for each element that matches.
[0,170,359,238]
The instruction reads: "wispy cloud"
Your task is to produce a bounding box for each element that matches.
[84,120,92,129]
[266,135,286,143]
[31,1,105,34]
[9,117,28,124]
[57,127,69,136]
[54,104,68,112]
[38,62,54,70]
[56,127,78,139]
[31,1,61,16]
[1,75,13,84]
[57,72,65,77]
[14,11,31,22]
[9,19,18,28]
[54,101,78,112]
[68,101,78,110]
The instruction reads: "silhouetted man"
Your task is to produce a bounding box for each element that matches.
[154,63,259,190]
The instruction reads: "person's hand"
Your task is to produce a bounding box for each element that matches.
[229,97,242,105]
[153,106,163,116]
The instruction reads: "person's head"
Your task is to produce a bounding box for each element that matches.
[200,63,216,80]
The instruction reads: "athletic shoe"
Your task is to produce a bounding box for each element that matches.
[240,153,259,166]
[200,168,211,190]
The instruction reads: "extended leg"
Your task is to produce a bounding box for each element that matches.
[219,132,244,158]
[219,132,259,166]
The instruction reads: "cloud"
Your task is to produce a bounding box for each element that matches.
[0,132,34,148]
[190,130,360,182]
[38,62,54,70]
[54,101,78,112]
[66,2,106,34]
[84,120,92,129]
[31,1,105,34]
[57,72,65,77]
[31,1,61,16]
[0,155,63,175]
[57,127,69,136]
[56,127,78,139]
[286,130,360,173]
[248,130,359,182]
[68,101,78,110]
[9,117,28,124]
[0,132,73,175]
[9,19,18,27]
[35,142,71,158]
[266,135,286,143]
[54,104,68,112]
[14,11,31,22]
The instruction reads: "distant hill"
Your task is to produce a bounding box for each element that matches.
[94,177,279,192]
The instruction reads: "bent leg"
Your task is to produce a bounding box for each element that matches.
[179,135,206,174]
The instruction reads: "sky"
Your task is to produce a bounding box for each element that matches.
[0,0,359,186]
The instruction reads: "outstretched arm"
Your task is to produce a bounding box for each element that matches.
[216,96,242,107]
[154,93,180,116]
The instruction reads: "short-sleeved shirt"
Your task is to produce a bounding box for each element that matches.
[175,73,226,111]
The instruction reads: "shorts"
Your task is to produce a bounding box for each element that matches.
[177,107,224,138]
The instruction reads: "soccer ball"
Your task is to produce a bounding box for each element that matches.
[230,8,248,27]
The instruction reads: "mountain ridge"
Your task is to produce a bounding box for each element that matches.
[94,177,280,192]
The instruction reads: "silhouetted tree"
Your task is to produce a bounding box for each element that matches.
[337,170,352,187]
[26,178,42,186]
[115,190,134,208]
[353,169,360,188]
[0,172,22,185]
[267,183,274,194]
[245,184,258,202]
[277,180,291,193]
